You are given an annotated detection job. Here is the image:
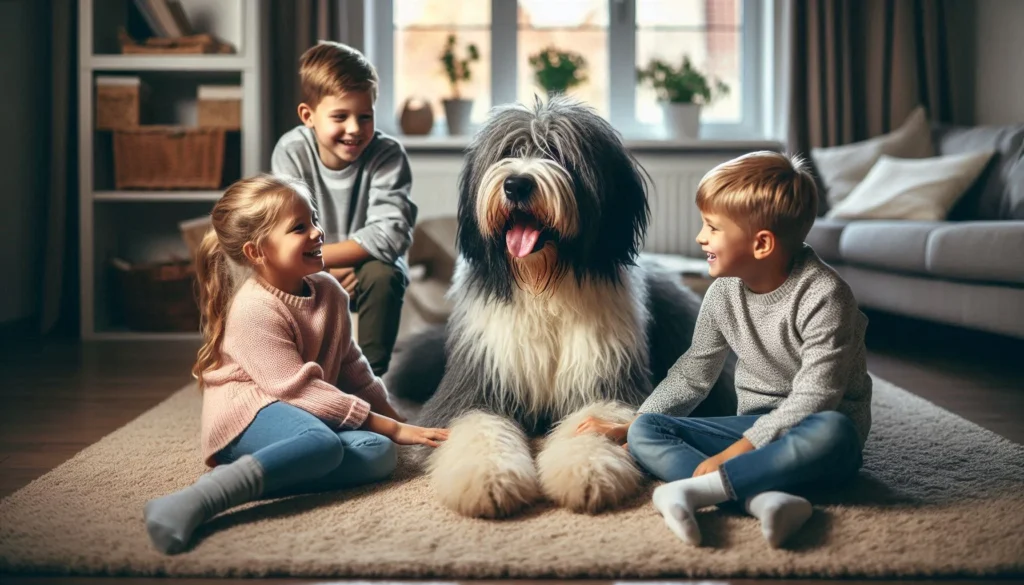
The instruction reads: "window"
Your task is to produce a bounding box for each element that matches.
[393,1,492,124]
[371,0,766,139]
[635,0,743,124]
[517,0,609,118]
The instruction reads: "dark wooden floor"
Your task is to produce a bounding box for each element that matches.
[1,309,1022,584]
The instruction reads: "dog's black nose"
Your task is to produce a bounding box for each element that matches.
[503,175,534,203]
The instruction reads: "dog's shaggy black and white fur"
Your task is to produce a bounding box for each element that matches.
[387,97,734,518]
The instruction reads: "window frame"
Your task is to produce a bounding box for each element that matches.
[369,0,769,140]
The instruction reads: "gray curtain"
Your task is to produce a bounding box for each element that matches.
[270,0,346,143]
[39,0,78,336]
[786,0,975,155]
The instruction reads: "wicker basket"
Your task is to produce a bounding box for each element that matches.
[96,78,143,130]
[113,126,225,189]
[198,99,241,129]
[110,258,201,332]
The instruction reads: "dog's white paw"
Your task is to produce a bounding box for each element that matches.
[427,411,540,518]
[538,402,644,513]
[537,432,643,513]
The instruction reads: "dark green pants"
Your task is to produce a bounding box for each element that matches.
[350,260,408,376]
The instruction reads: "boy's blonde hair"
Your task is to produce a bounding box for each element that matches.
[299,40,379,106]
[191,174,315,387]
[696,150,818,254]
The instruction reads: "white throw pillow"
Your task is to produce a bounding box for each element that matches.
[811,106,935,207]
[825,150,995,221]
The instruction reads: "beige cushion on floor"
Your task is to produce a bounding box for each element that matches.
[827,150,995,221]
[811,106,934,207]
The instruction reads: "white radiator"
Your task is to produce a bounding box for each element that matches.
[637,154,728,258]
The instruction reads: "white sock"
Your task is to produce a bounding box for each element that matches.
[651,472,730,546]
[745,491,813,548]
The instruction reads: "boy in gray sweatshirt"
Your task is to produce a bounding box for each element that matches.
[577,151,871,548]
[272,41,417,378]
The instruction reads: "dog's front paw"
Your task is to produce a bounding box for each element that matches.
[537,433,643,513]
[428,412,540,518]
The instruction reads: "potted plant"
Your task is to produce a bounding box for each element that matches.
[637,56,729,139]
[440,34,479,135]
[528,46,588,97]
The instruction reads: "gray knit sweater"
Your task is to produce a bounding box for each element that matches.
[271,127,417,271]
[638,246,872,448]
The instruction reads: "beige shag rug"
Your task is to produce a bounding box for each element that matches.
[1,375,1023,579]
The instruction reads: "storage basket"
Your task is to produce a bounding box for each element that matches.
[113,126,225,189]
[110,258,201,332]
[197,85,242,129]
[96,77,143,130]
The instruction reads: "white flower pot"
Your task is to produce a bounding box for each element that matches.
[662,102,702,140]
[442,98,474,135]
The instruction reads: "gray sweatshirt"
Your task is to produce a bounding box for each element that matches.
[271,127,417,271]
[638,245,872,448]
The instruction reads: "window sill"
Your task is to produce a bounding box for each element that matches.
[397,134,783,154]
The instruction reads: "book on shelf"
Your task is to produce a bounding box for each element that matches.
[132,0,192,38]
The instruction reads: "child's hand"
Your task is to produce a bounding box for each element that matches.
[392,423,449,447]
[693,454,727,477]
[330,267,358,295]
[693,437,756,477]
[575,416,630,445]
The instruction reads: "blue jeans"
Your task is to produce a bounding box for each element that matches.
[627,411,863,501]
[216,401,397,497]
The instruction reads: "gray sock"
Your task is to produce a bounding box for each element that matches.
[144,454,264,554]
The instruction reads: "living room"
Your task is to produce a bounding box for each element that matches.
[1,0,1022,583]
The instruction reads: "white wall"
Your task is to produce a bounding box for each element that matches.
[975,0,1024,125]
[0,1,46,326]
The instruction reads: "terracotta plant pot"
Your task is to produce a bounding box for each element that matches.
[399,97,434,135]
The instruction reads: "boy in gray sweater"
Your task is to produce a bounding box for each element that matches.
[577,151,871,548]
[272,41,417,378]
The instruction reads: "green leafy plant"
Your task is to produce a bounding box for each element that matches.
[440,34,480,100]
[528,46,588,95]
[637,56,729,105]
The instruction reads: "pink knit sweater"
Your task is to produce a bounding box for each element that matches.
[198,271,388,466]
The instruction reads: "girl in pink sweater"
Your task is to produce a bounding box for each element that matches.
[143,175,448,554]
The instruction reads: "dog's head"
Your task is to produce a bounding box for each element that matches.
[457,96,650,299]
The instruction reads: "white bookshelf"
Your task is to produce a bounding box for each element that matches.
[78,0,268,340]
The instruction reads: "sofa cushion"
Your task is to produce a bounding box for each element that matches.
[838,221,944,275]
[938,123,1024,220]
[805,218,850,263]
[811,107,934,210]
[1008,158,1024,220]
[826,150,995,221]
[926,222,1024,285]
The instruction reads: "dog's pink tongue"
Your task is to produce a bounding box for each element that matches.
[506,220,541,258]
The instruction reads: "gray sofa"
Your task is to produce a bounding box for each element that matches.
[806,123,1024,339]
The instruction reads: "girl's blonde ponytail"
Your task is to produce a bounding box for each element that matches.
[192,229,230,386]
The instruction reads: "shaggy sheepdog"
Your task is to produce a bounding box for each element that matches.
[386,96,735,518]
